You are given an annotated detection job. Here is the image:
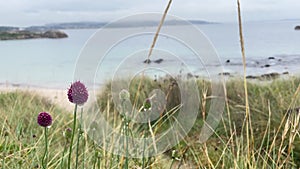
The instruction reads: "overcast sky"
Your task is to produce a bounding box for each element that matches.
[1,0,300,26]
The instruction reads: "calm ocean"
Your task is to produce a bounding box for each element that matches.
[0,20,299,89]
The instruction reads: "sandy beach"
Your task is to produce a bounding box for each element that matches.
[0,84,73,111]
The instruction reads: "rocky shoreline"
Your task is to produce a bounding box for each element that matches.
[0,30,68,40]
[139,54,300,81]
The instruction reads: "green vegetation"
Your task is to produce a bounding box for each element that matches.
[0,77,299,168]
[0,30,68,40]
[97,76,300,168]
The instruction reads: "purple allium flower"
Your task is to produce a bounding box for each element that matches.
[67,81,88,105]
[37,112,52,127]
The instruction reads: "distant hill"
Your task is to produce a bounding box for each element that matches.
[0,20,214,40]
[0,26,20,32]
[0,20,215,32]
[280,18,300,21]
[26,22,107,31]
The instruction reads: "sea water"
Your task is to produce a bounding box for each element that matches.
[0,20,299,89]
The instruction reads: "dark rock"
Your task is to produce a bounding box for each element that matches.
[268,57,275,60]
[295,26,300,30]
[143,59,151,64]
[282,71,289,75]
[260,72,280,79]
[43,30,68,38]
[264,64,271,68]
[246,75,258,79]
[154,58,164,64]
[218,72,231,76]
[12,83,20,87]
[187,73,194,78]
[185,73,199,79]
[226,59,230,63]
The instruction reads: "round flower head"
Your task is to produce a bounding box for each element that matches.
[89,121,99,131]
[37,112,52,127]
[143,98,152,110]
[119,89,130,101]
[63,128,72,139]
[67,81,88,105]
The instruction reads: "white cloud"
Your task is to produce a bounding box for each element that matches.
[0,0,299,26]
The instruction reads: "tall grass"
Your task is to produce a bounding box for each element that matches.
[95,76,300,168]
[0,77,300,168]
[237,0,255,167]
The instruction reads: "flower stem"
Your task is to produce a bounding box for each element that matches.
[82,137,86,169]
[93,151,97,169]
[124,121,129,169]
[92,131,96,169]
[60,141,67,169]
[68,104,78,169]
[97,153,101,169]
[2,135,8,169]
[42,127,48,169]
[169,159,175,169]
[75,108,83,169]
[142,129,148,169]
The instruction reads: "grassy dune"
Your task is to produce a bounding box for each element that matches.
[1,77,299,168]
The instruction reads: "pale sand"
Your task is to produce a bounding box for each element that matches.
[0,86,73,111]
